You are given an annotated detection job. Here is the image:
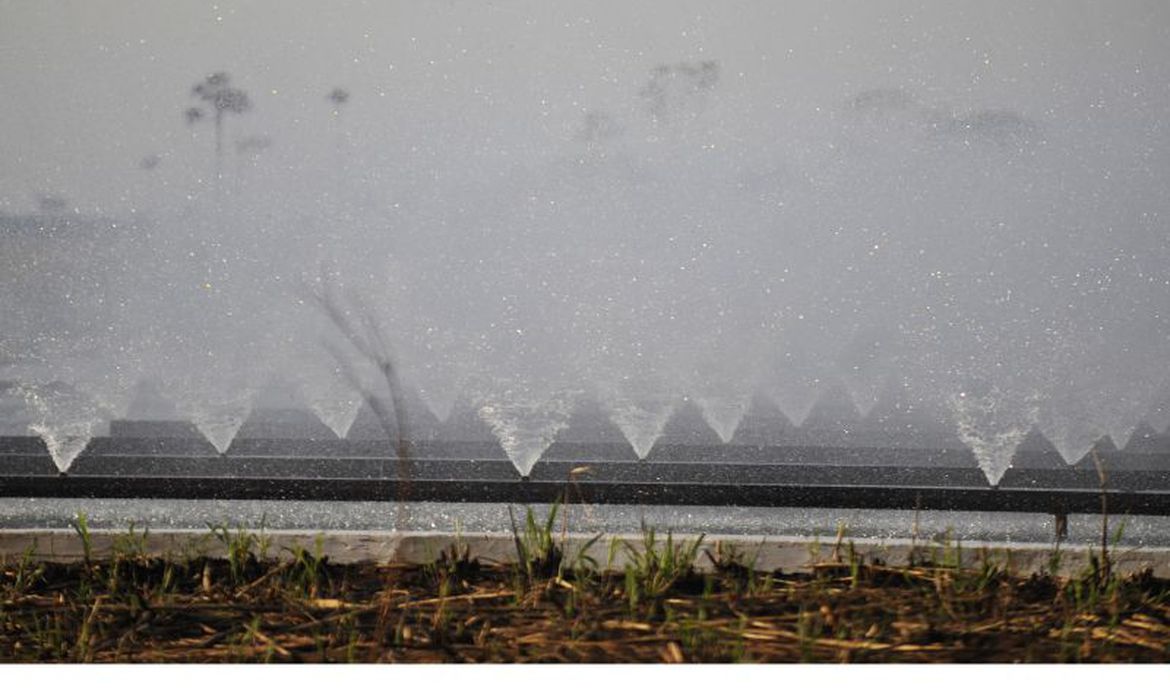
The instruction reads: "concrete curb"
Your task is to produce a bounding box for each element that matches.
[3,529,1169,577]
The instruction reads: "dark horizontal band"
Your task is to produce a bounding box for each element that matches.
[2,454,1169,515]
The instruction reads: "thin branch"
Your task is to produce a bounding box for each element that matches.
[305,270,413,516]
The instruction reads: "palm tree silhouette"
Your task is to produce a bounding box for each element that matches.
[327,87,350,158]
[326,87,351,213]
[327,87,350,114]
[187,72,252,183]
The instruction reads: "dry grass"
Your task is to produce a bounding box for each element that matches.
[2,522,1169,663]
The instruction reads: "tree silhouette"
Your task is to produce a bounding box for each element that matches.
[187,72,252,182]
[327,87,350,114]
[639,61,719,123]
[327,88,350,152]
[575,110,622,144]
[325,88,351,212]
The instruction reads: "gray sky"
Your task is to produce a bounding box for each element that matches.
[5,1,1170,478]
[3,0,1168,213]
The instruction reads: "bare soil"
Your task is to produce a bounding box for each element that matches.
[3,542,1169,662]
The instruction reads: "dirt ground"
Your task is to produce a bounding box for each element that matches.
[3,525,1169,662]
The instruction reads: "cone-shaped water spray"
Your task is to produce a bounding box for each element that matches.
[17,383,108,472]
[182,395,253,454]
[475,385,576,476]
[950,388,1038,486]
[305,381,364,440]
[695,393,750,444]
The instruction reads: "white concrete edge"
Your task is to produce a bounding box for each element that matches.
[3,528,1169,577]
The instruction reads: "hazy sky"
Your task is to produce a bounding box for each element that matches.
[5,1,1170,478]
[2,0,1169,213]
